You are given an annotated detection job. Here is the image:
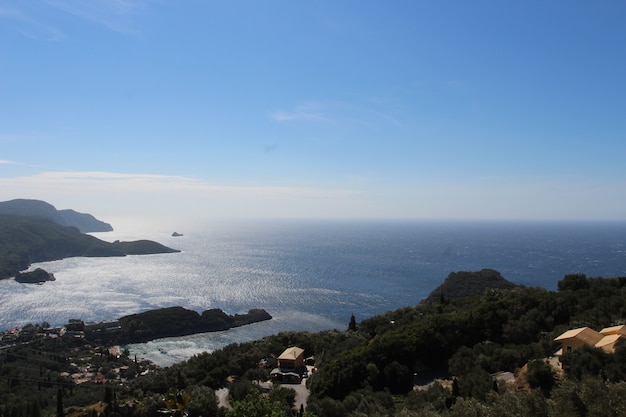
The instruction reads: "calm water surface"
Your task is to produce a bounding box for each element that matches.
[1,220,624,365]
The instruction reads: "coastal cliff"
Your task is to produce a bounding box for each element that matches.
[0,214,179,280]
[0,199,113,233]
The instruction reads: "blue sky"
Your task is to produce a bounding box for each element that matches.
[1,1,625,225]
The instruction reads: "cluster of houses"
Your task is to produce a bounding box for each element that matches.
[0,324,68,347]
[0,321,148,386]
[554,325,626,356]
[0,326,23,345]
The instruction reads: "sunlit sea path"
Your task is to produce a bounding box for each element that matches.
[1,220,624,365]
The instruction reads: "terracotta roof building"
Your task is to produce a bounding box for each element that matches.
[554,326,626,355]
[600,325,626,336]
[278,346,305,370]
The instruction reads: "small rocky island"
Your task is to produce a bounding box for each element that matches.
[82,306,273,344]
[14,268,56,284]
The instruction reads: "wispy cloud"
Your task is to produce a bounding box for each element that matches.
[44,0,144,36]
[0,5,65,41]
[368,109,403,128]
[271,102,333,122]
[0,1,148,40]
[272,99,404,128]
[0,160,18,165]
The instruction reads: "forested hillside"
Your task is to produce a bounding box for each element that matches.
[3,272,626,416]
[148,273,626,416]
[420,268,518,304]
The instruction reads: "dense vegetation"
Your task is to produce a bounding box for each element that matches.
[420,268,518,304]
[3,272,626,416]
[0,215,179,279]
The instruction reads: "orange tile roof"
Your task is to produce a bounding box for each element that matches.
[554,327,603,345]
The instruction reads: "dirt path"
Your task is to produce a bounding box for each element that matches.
[216,387,231,409]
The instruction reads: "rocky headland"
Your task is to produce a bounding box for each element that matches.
[0,199,113,233]
[0,199,180,280]
[420,268,519,304]
[69,306,273,344]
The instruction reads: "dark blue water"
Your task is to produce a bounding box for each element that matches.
[215,219,625,300]
[134,219,622,328]
[2,220,625,364]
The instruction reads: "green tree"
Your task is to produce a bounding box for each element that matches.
[457,368,493,401]
[549,379,589,417]
[305,396,346,417]
[267,386,295,413]
[526,360,555,396]
[56,388,64,417]
[558,274,589,292]
[384,361,411,393]
[103,386,113,404]
[229,379,260,402]
[187,385,218,417]
[348,314,356,331]
[448,346,477,376]
[226,393,290,417]
[561,345,608,380]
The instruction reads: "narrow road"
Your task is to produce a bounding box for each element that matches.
[291,378,309,410]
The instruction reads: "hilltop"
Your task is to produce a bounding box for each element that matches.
[420,268,519,304]
[0,199,113,233]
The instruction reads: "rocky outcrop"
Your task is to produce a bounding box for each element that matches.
[14,268,56,284]
[111,307,273,343]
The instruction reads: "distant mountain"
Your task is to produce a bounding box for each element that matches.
[0,199,113,233]
[57,209,113,233]
[0,214,179,280]
[421,268,519,304]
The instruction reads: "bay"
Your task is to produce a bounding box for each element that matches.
[1,219,624,366]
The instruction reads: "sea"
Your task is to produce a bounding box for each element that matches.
[1,219,625,366]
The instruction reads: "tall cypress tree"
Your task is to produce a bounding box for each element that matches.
[103,386,113,404]
[348,314,356,331]
[56,388,63,417]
